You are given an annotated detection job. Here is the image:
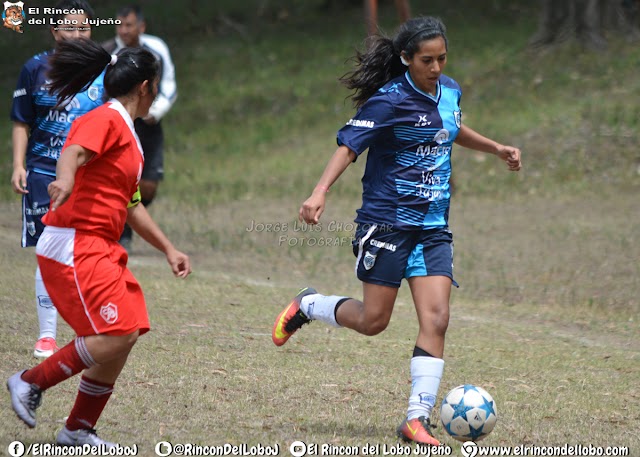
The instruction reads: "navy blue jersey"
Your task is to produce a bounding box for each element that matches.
[10,51,105,176]
[337,72,462,230]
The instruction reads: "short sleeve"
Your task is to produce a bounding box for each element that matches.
[336,95,395,157]
[10,64,35,125]
[64,110,119,156]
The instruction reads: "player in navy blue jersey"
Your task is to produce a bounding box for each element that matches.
[272,16,521,445]
[10,0,104,359]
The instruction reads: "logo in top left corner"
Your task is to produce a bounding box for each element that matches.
[3,1,25,33]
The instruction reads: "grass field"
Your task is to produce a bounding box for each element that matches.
[1,0,639,455]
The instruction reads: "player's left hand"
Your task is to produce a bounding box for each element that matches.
[48,178,74,211]
[495,145,522,171]
[166,248,192,278]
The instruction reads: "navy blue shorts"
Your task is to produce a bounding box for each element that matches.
[352,224,458,288]
[22,171,53,247]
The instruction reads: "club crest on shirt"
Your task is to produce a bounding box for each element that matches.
[100,302,118,324]
[454,110,461,128]
[55,96,80,113]
[434,128,450,145]
[363,251,377,270]
[87,85,100,101]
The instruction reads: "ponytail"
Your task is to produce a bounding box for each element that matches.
[48,38,160,108]
[48,38,110,108]
[340,16,448,109]
[340,35,405,109]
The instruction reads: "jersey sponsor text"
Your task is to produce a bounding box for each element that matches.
[346,118,375,128]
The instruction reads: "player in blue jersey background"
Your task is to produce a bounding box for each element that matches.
[10,0,104,359]
[272,16,521,445]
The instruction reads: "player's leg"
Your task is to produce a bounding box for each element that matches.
[138,122,164,207]
[272,224,409,345]
[24,171,58,358]
[334,283,398,334]
[272,283,398,346]
[410,275,451,358]
[57,333,138,447]
[6,332,136,429]
[9,231,147,430]
[34,266,58,357]
[398,229,456,445]
[397,276,451,446]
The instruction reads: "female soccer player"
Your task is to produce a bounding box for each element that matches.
[10,0,102,359]
[7,38,192,447]
[272,16,521,445]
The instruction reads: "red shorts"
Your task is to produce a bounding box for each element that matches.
[36,226,150,337]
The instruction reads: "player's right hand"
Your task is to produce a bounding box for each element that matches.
[166,248,192,278]
[48,178,74,211]
[11,167,28,194]
[299,191,326,225]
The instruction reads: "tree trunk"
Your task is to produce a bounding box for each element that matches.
[528,0,639,51]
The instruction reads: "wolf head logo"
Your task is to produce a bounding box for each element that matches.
[3,2,25,33]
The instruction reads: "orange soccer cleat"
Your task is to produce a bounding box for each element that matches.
[397,416,441,446]
[272,287,316,346]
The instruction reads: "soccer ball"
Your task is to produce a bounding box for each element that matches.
[440,384,498,442]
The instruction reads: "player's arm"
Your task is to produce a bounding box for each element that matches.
[126,202,191,278]
[144,40,177,123]
[11,63,36,195]
[48,144,95,211]
[454,124,521,171]
[11,121,29,194]
[299,145,357,225]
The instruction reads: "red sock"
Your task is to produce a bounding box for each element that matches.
[65,375,114,431]
[22,337,96,390]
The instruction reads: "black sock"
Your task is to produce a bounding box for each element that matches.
[333,297,350,325]
[413,346,435,358]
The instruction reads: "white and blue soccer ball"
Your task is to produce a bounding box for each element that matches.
[440,384,498,442]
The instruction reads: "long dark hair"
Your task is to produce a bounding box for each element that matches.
[47,38,159,107]
[340,16,448,109]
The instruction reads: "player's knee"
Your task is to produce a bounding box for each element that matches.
[112,331,140,355]
[361,316,390,336]
[431,305,450,335]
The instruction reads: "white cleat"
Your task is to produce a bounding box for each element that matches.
[56,426,117,448]
[7,370,42,428]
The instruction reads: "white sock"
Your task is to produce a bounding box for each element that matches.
[407,356,445,420]
[299,294,346,327]
[35,266,57,340]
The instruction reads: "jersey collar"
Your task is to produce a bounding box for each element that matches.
[107,99,144,158]
[405,71,441,103]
